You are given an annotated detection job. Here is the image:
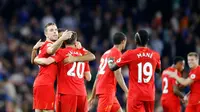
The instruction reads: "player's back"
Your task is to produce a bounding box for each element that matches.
[161,67,181,102]
[96,47,122,96]
[118,47,160,101]
[57,47,89,96]
[34,41,58,87]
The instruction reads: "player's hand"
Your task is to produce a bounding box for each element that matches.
[33,39,44,50]
[75,41,82,49]
[183,95,188,105]
[65,54,77,63]
[60,30,73,41]
[88,97,95,111]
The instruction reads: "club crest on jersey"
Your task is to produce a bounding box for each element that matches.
[137,53,153,58]
[117,58,121,63]
[190,74,196,79]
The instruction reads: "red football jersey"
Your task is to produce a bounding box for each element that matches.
[116,47,161,101]
[33,41,58,87]
[161,67,182,102]
[54,47,90,96]
[96,47,122,96]
[188,66,200,105]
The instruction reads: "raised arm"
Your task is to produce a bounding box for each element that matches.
[47,30,72,55]
[31,39,44,64]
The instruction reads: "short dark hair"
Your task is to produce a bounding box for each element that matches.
[173,56,184,64]
[64,31,77,45]
[44,23,56,32]
[112,32,126,45]
[135,30,149,46]
[187,52,199,59]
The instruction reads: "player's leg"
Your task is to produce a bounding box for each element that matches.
[60,94,77,112]
[97,94,113,112]
[127,98,144,112]
[77,95,88,112]
[33,85,55,111]
[110,97,122,112]
[143,101,154,112]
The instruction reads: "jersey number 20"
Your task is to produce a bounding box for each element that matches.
[137,62,153,83]
[67,62,85,78]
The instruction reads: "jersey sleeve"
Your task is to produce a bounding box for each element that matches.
[84,62,90,72]
[53,49,66,63]
[116,50,132,67]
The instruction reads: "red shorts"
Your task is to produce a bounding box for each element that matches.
[56,94,88,112]
[161,100,181,112]
[185,104,200,112]
[97,94,121,112]
[127,98,154,112]
[33,85,55,110]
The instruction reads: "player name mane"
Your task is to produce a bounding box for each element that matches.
[137,53,153,58]
[69,51,83,56]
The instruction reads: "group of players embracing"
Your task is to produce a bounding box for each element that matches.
[31,22,200,112]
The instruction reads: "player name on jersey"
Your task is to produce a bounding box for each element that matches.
[69,51,83,56]
[137,52,153,58]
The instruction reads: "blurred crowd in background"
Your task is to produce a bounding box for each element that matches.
[0,0,200,111]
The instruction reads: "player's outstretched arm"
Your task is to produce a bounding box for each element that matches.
[64,51,95,64]
[84,71,92,81]
[173,85,184,99]
[107,58,120,71]
[31,39,44,64]
[34,57,55,65]
[47,30,72,55]
[167,71,194,86]
[114,68,128,94]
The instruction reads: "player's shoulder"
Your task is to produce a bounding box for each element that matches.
[192,66,200,74]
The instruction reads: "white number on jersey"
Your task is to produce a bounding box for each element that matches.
[67,62,85,78]
[137,62,153,83]
[98,58,108,75]
[162,77,168,94]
